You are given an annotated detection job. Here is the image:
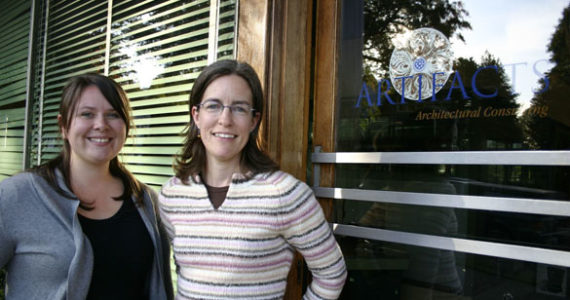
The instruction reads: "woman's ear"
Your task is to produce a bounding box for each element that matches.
[191,105,202,129]
[57,114,67,139]
[250,112,260,131]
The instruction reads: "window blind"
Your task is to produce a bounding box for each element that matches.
[0,0,31,180]
[109,0,236,189]
[0,108,26,180]
[34,0,108,164]
[1,0,236,189]
[217,0,236,60]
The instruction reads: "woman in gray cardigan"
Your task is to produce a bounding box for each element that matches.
[0,74,173,299]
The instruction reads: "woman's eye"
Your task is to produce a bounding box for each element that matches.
[233,105,248,114]
[106,112,120,119]
[205,103,221,110]
[80,112,93,118]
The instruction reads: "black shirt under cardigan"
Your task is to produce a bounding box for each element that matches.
[79,198,154,300]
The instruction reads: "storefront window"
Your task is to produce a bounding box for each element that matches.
[333,0,570,299]
[338,237,568,299]
[0,0,32,180]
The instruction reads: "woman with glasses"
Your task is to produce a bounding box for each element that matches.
[0,74,173,299]
[158,59,347,299]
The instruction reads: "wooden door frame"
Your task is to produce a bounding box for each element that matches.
[311,0,340,217]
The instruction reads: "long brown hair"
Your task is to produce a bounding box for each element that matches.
[175,60,278,183]
[34,74,144,207]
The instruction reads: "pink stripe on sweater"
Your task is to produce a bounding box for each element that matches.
[178,257,292,269]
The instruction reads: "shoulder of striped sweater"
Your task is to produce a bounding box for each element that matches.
[160,176,176,189]
[161,175,192,190]
[254,170,298,186]
[253,171,312,194]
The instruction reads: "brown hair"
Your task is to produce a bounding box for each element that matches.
[34,73,144,207]
[175,60,278,183]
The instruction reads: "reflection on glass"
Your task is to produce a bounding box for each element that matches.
[358,166,463,299]
[112,11,166,90]
[335,0,570,299]
[338,237,569,299]
[117,43,164,89]
[340,0,570,152]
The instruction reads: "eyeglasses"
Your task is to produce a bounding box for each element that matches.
[197,100,255,117]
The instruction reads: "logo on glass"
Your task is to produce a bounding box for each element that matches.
[413,57,427,72]
[389,28,453,101]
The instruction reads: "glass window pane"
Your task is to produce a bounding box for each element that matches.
[333,1,570,298]
[21,0,237,189]
[338,1,569,152]
[333,198,569,252]
[338,237,569,299]
[0,0,30,179]
[109,0,236,189]
[34,0,108,166]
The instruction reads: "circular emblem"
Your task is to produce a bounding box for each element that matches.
[389,28,453,101]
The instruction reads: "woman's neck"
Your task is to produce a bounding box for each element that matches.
[69,159,114,191]
[69,159,125,214]
[203,160,240,187]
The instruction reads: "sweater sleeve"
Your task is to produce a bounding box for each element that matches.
[0,182,15,268]
[279,178,347,300]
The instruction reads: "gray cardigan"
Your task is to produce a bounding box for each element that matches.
[0,171,173,299]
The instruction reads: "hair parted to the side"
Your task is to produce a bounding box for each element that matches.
[175,59,279,183]
[33,73,144,208]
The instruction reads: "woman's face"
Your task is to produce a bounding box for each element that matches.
[191,74,259,168]
[60,85,127,168]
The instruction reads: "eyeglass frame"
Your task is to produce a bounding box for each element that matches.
[195,99,256,117]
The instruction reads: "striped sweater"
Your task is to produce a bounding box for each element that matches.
[158,171,347,300]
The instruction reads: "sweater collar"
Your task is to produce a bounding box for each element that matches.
[191,171,254,185]
[54,168,79,200]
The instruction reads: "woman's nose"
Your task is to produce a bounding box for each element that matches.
[93,114,108,129]
[217,106,234,124]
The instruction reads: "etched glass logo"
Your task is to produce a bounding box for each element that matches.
[389,28,453,101]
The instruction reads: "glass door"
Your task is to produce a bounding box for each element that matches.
[311,0,570,299]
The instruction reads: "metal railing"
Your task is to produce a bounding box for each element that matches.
[312,148,570,267]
